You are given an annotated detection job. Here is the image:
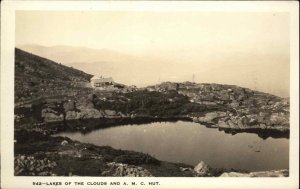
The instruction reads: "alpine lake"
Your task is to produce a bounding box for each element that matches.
[53,121,289,171]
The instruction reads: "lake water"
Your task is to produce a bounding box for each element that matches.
[54,121,289,171]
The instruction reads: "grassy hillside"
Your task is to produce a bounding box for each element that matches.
[15,48,93,105]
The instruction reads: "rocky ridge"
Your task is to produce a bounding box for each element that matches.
[148,82,289,134]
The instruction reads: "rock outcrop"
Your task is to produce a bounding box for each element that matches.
[193,111,227,126]
[175,82,291,133]
[65,108,103,120]
[41,108,64,123]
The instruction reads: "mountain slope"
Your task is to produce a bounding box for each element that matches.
[15,48,93,105]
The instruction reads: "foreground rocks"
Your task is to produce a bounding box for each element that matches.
[14,155,57,176]
[220,169,289,177]
[178,161,211,177]
[177,161,288,177]
[102,162,153,177]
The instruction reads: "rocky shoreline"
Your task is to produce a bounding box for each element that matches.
[15,88,289,139]
[16,115,289,139]
[191,111,289,138]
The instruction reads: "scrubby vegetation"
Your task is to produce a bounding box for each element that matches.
[93,90,206,117]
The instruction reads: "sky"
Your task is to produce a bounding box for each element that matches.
[16,11,290,97]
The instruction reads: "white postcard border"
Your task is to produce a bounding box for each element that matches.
[1,1,299,189]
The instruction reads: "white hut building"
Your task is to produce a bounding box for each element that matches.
[90,76,114,88]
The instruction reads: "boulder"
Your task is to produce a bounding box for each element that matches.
[196,111,226,124]
[61,140,68,146]
[104,110,117,117]
[42,112,64,123]
[248,118,258,125]
[218,120,230,128]
[246,115,258,126]
[236,118,245,128]
[180,167,193,172]
[192,117,198,122]
[220,172,250,177]
[249,169,288,177]
[194,161,210,176]
[269,113,289,126]
[41,108,57,116]
[227,119,237,128]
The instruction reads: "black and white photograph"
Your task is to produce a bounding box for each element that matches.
[1,1,299,189]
